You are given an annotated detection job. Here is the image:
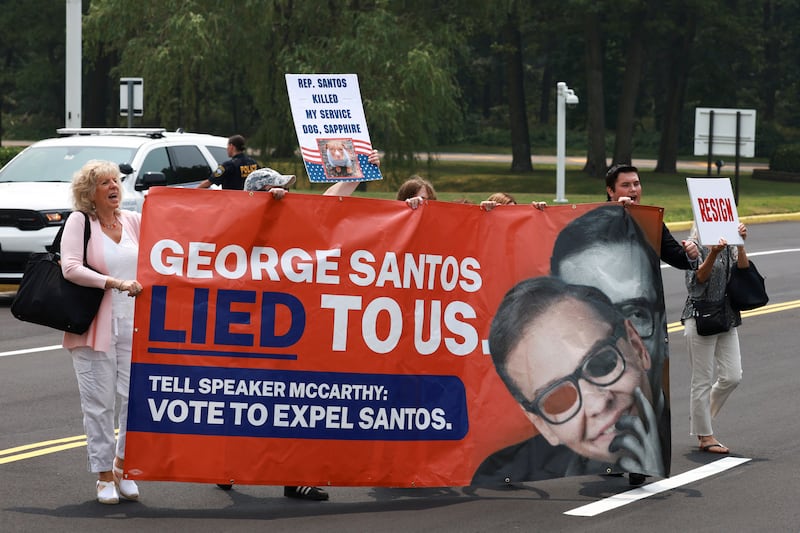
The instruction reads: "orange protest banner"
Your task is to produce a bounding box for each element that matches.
[125,188,667,487]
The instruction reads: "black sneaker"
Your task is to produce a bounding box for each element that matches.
[628,473,647,486]
[284,485,329,501]
[217,483,233,490]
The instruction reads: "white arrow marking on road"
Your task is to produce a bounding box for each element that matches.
[564,457,752,516]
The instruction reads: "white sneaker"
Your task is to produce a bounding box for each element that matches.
[113,464,140,500]
[96,480,119,504]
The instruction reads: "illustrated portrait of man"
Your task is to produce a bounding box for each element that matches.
[549,204,670,474]
[472,277,665,485]
[550,205,667,389]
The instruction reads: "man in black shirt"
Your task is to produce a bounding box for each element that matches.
[604,164,698,267]
[198,134,258,190]
[603,163,698,485]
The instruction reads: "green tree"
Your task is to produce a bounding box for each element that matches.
[84,0,231,131]
[83,0,466,182]
[500,0,533,172]
[0,0,66,139]
[6,0,798,168]
[610,3,649,167]
[582,7,607,177]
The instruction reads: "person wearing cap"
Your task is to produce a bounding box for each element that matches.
[220,163,381,502]
[197,134,259,190]
[605,163,698,268]
[243,167,296,197]
[241,150,381,199]
[219,166,324,501]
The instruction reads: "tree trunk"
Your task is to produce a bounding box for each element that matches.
[84,48,115,126]
[583,12,606,177]
[504,4,533,172]
[655,14,696,173]
[761,1,778,121]
[612,8,647,166]
[539,61,553,125]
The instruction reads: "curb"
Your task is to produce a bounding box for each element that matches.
[667,211,800,232]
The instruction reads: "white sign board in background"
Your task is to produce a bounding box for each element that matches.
[120,77,143,117]
[285,73,382,184]
[686,177,744,246]
[694,107,756,158]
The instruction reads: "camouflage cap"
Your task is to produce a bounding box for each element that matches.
[244,168,296,192]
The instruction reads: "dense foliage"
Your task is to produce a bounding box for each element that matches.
[769,144,800,172]
[0,146,23,167]
[1,0,799,175]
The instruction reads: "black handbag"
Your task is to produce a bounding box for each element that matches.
[693,299,731,336]
[726,260,768,311]
[11,213,105,334]
[691,247,731,336]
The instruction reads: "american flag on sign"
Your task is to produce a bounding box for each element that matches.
[301,145,324,165]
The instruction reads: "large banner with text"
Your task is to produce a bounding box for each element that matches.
[126,188,668,487]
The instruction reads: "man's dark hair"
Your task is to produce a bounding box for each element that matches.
[549,204,660,278]
[488,276,625,404]
[228,134,246,151]
[604,164,638,198]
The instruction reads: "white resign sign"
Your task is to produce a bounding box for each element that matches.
[686,178,744,246]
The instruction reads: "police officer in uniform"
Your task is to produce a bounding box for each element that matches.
[197,134,258,190]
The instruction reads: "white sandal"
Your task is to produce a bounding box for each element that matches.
[96,479,119,504]
[113,459,140,501]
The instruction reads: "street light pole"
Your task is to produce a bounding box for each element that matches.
[65,0,82,128]
[555,81,578,204]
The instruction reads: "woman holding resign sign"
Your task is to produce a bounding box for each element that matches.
[680,222,749,454]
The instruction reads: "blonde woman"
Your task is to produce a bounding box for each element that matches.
[61,160,143,504]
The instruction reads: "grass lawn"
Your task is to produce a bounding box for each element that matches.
[282,159,800,223]
[1,157,795,293]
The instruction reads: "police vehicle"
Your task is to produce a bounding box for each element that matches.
[0,128,228,282]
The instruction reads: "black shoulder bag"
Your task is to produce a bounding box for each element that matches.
[692,248,731,336]
[726,259,768,312]
[11,213,105,334]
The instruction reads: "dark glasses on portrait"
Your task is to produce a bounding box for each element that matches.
[521,321,627,425]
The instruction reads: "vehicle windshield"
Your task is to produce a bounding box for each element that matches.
[0,145,136,182]
[206,145,228,165]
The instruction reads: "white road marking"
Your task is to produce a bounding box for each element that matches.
[564,457,752,516]
[746,248,800,257]
[661,247,800,269]
[0,345,62,358]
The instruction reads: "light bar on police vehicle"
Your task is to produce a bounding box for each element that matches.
[56,127,167,138]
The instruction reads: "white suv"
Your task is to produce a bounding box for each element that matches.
[0,128,229,282]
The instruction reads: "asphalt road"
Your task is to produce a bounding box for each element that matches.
[1,221,798,532]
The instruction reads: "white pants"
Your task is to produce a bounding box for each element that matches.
[684,318,743,437]
[70,318,132,473]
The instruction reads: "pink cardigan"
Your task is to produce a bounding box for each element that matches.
[60,210,141,353]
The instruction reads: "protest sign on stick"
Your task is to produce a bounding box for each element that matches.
[286,74,382,184]
[686,177,744,246]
